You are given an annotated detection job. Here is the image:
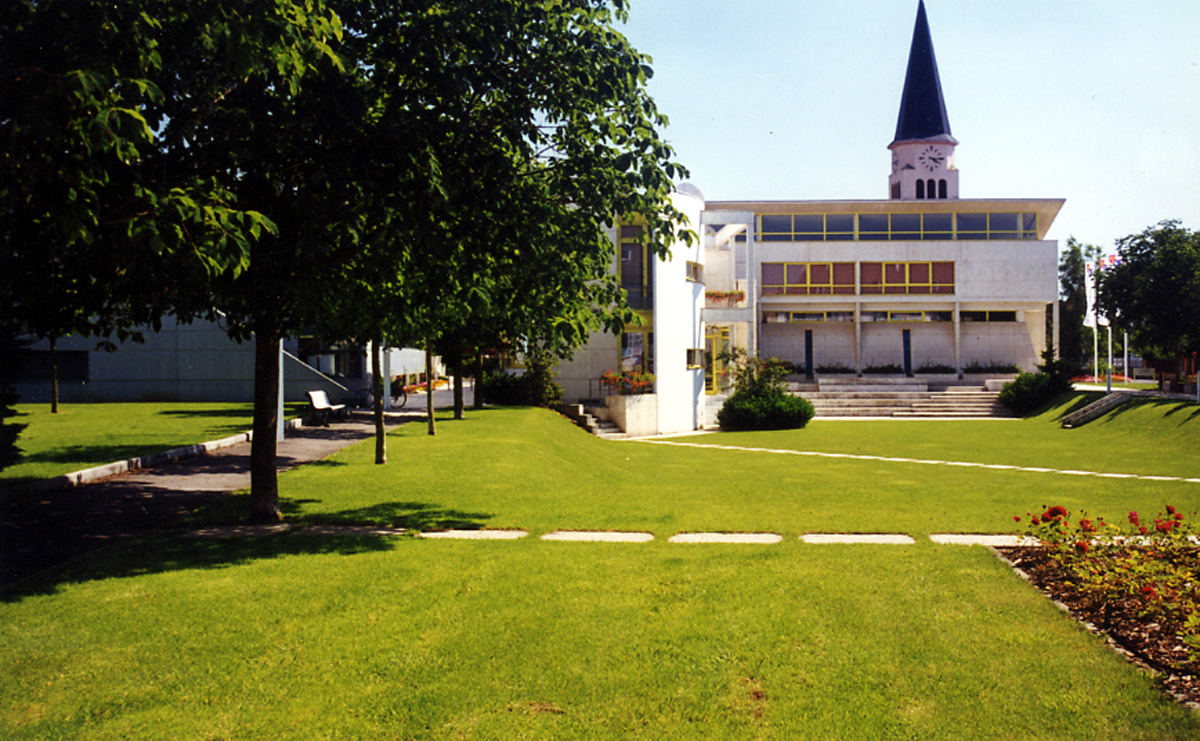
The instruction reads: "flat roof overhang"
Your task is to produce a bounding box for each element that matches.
[704,198,1065,241]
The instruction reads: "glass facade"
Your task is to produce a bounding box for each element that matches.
[757,212,1039,241]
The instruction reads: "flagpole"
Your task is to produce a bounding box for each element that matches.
[1106,325,1113,393]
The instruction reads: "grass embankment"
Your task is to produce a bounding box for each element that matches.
[3,395,1200,738]
[1,402,307,484]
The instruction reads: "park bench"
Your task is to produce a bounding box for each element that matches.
[307,389,347,426]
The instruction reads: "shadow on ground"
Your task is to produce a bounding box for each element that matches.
[2,532,398,602]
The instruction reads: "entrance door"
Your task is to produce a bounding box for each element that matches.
[705,326,731,393]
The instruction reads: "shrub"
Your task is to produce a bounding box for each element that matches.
[717,393,815,431]
[480,370,562,407]
[998,345,1073,414]
[716,348,815,431]
[816,362,855,374]
[916,362,955,374]
[862,362,904,375]
[964,360,1020,374]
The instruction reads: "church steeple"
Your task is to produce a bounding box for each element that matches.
[888,1,959,201]
[892,0,953,145]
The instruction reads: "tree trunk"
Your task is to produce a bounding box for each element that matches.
[426,345,436,436]
[373,337,386,464]
[453,359,464,420]
[249,327,282,522]
[49,336,59,414]
[473,351,485,410]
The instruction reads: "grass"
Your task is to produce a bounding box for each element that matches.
[3,395,1200,738]
[4,539,1197,739]
[243,395,1200,537]
[1,402,307,484]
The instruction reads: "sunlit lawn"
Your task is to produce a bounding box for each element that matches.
[3,396,1200,739]
[1,402,307,484]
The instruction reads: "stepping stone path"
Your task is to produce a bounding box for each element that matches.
[669,532,783,544]
[929,534,1037,547]
[418,530,528,540]
[541,531,654,543]
[800,533,916,545]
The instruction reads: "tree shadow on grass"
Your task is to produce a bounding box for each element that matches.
[2,531,398,602]
[1099,397,1200,425]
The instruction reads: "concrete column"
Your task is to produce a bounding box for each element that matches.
[953,300,962,377]
[854,301,862,374]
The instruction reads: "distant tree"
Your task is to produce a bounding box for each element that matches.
[0,321,25,472]
[1057,238,1101,374]
[1097,221,1200,387]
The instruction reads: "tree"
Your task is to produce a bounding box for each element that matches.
[1097,221,1200,391]
[1057,238,1101,374]
[1,1,272,412]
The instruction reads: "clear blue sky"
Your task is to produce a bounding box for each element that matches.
[618,0,1199,252]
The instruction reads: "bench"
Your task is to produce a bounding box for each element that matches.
[307,390,347,425]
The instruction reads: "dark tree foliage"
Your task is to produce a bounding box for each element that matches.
[1057,237,1100,375]
[1098,221,1200,384]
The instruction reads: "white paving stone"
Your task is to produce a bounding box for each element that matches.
[418,529,528,540]
[929,534,1038,547]
[301,525,405,537]
[541,530,654,543]
[800,533,915,545]
[668,532,782,544]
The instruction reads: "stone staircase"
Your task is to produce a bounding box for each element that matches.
[794,378,1014,419]
[554,402,626,438]
[1060,391,1133,428]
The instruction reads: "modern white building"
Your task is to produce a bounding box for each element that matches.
[557,0,1063,435]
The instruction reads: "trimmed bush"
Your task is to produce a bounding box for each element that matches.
[716,347,815,431]
[999,347,1074,415]
[480,370,562,407]
[717,393,815,431]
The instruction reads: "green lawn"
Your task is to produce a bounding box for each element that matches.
[253,396,1200,537]
[3,397,1200,739]
[2,402,307,484]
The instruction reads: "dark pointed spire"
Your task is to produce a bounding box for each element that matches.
[892,0,953,145]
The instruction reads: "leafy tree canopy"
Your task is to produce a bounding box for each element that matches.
[1097,221,1200,376]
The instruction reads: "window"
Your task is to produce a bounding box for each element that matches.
[686,348,705,369]
[755,212,1040,241]
[686,261,703,283]
[620,331,654,373]
[960,310,1017,322]
[762,262,855,295]
[620,225,652,309]
[861,261,955,295]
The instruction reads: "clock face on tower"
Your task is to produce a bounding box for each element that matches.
[918,145,944,172]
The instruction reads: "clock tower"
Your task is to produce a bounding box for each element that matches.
[888,1,959,201]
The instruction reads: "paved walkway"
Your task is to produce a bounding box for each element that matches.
[1,415,398,586]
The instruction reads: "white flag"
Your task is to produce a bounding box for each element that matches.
[1084,262,1098,328]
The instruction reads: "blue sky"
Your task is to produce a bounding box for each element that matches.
[618,0,1199,251]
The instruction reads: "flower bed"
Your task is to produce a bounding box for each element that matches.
[998,504,1200,707]
[599,370,655,395]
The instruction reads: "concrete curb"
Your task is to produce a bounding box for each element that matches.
[17,418,306,494]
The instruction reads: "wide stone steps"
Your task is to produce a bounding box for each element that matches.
[799,384,1012,418]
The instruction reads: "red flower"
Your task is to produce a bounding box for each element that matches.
[1013,515,1021,523]
[1139,526,1148,535]
[1128,511,1140,526]
[1142,585,1156,596]
[1074,541,1090,554]
[1166,505,1176,515]
[1174,513,1185,522]
[1156,520,1175,534]
[1042,506,1068,521]
[1080,519,1096,533]
[1030,516,1041,526]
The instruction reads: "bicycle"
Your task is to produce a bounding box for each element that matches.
[354,385,408,409]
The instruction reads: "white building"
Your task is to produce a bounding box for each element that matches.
[557,0,1063,435]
